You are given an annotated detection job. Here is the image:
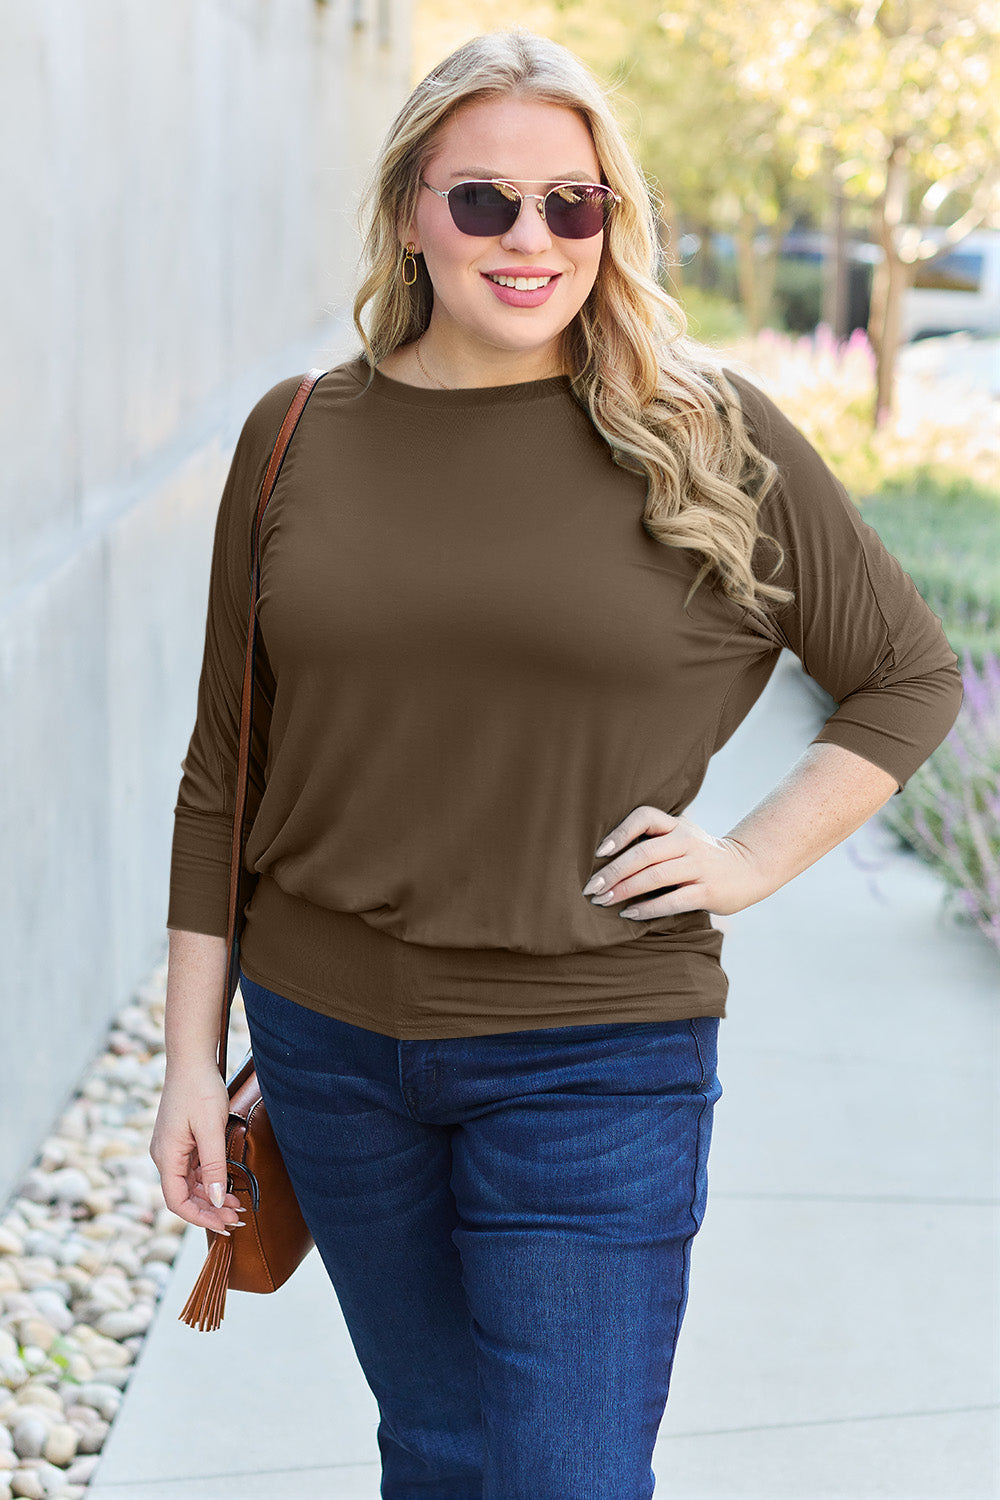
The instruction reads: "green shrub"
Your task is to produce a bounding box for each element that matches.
[772,258,823,334]
[675,287,748,345]
[859,480,1000,666]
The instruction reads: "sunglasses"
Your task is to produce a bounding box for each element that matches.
[421,178,621,240]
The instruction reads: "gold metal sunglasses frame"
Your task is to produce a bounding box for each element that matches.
[420,178,621,234]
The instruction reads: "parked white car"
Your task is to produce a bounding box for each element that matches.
[901,229,1000,342]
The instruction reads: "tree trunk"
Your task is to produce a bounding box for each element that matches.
[874,249,914,423]
[869,139,911,426]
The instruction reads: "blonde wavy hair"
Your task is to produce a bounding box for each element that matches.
[352,28,791,616]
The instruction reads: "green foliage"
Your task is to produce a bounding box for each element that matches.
[676,287,748,345]
[877,651,1000,953]
[859,482,1000,950]
[859,480,1000,664]
[771,258,823,334]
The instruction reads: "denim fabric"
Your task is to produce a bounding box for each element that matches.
[239,971,722,1500]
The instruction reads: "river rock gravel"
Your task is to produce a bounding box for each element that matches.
[0,957,250,1497]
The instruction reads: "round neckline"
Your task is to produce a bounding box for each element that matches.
[353,356,575,407]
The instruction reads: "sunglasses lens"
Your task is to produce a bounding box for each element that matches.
[444,182,616,238]
[545,184,614,239]
[447,182,521,236]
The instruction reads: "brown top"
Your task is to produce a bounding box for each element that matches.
[166,356,963,1038]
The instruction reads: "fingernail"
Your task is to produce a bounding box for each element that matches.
[591,891,616,905]
[582,875,605,895]
[620,908,642,919]
[209,1183,224,1208]
[595,838,615,857]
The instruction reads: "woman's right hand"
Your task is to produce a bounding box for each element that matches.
[149,1062,245,1235]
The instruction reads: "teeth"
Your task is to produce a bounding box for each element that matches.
[488,274,553,290]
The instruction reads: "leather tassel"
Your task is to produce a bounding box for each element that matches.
[178,1232,234,1332]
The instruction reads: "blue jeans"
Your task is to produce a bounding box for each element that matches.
[239,972,722,1500]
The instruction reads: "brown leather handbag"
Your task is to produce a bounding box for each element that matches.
[179,368,326,1332]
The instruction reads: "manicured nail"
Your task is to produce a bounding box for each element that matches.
[591,891,617,905]
[620,908,642,919]
[582,875,605,895]
[209,1183,224,1208]
[595,837,615,857]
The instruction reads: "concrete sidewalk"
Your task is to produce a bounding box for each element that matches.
[88,654,999,1500]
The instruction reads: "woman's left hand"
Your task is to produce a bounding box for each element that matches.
[583,804,772,920]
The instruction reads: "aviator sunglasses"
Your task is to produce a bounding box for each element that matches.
[421,178,621,240]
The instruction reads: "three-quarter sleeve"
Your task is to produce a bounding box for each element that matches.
[166,377,299,935]
[729,372,964,792]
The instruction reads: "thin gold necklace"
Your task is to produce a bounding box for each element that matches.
[415,336,449,390]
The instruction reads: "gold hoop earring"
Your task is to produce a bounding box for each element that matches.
[401,243,418,286]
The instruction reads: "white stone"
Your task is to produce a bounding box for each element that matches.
[16,1319,57,1354]
[139,1260,172,1287]
[26,1296,71,1337]
[71,1419,108,1455]
[50,1174,91,1209]
[0,1230,24,1256]
[1,1297,33,1320]
[11,1414,48,1460]
[40,1425,77,1467]
[0,1355,28,1389]
[61,1356,91,1386]
[54,1268,87,1296]
[51,1242,85,1271]
[82,1275,130,1310]
[10,1471,45,1500]
[141,1234,182,1264]
[152,1207,186,1237]
[93,1306,150,1341]
[10,1461,64,1500]
[19,1238,58,1265]
[105,1245,141,1277]
[71,1383,120,1421]
[62,1456,97,1485]
[13,1388,61,1414]
[17,1177,51,1209]
[70,1251,102,1278]
[79,1192,115,1220]
[131,1276,162,1298]
[0,1330,17,1361]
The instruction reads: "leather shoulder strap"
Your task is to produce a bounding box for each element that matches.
[218,368,327,1080]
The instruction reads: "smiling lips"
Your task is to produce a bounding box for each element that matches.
[481,268,562,303]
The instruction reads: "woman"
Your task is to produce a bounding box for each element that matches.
[151,28,963,1499]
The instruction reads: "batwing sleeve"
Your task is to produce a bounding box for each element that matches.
[729,371,964,793]
[165,376,303,935]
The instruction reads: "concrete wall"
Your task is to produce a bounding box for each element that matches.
[0,0,412,1204]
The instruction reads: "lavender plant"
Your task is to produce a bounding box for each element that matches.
[879,653,1000,952]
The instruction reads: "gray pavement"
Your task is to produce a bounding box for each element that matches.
[88,653,999,1499]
